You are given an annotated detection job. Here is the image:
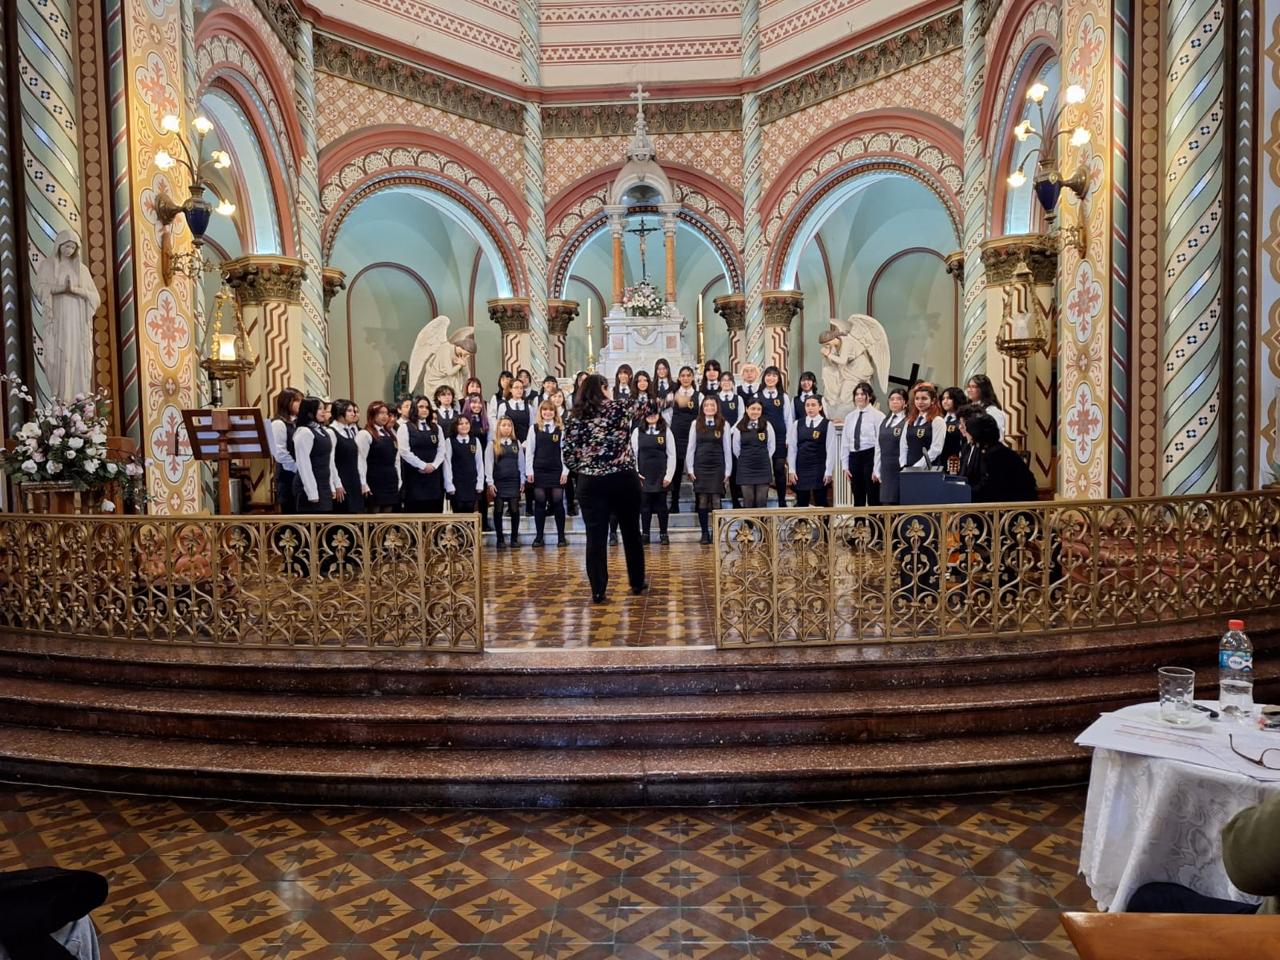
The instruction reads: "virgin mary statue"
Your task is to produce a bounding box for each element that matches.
[35,230,100,401]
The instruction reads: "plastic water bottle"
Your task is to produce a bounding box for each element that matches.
[1219,619,1254,721]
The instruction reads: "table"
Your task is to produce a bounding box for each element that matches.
[1080,702,1280,911]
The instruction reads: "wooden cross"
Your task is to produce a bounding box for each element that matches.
[888,363,922,389]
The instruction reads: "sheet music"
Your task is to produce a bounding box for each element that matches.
[1076,709,1280,782]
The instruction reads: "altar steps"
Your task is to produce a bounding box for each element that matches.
[0,615,1275,805]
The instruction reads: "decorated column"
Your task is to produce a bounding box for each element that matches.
[959,0,989,381]
[740,0,767,364]
[546,300,579,378]
[221,257,307,410]
[488,297,532,373]
[517,0,550,376]
[292,18,328,397]
[606,205,626,310]
[660,202,679,304]
[762,291,802,375]
[713,294,747,372]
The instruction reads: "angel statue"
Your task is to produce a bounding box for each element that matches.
[818,314,890,420]
[407,316,476,398]
[35,229,101,402]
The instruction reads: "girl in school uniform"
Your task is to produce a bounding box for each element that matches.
[485,416,526,547]
[737,362,762,404]
[939,386,967,473]
[965,374,1008,440]
[901,381,946,470]
[733,398,776,508]
[329,399,365,514]
[462,393,493,529]
[873,387,909,505]
[497,379,533,513]
[540,375,559,407]
[269,387,302,513]
[686,396,733,544]
[653,358,675,397]
[292,397,342,513]
[792,371,819,423]
[525,400,569,547]
[631,407,677,544]
[517,369,536,404]
[699,359,722,396]
[668,365,699,514]
[358,401,400,512]
[434,385,460,432]
[715,372,743,508]
[787,395,838,507]
[758,366,793,507]
[488,370,513,420]
[840,381,885,507]
[445,415,485,514]
[397,396,447,513]
[463,376,484,402]
[613,363,635,400]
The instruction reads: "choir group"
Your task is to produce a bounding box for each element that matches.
[265,360,1034,547]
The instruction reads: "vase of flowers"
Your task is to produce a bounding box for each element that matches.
[622,280,665,318]
[1,374,147,512]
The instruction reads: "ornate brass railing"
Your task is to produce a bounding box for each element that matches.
[712,492,1280,647]
[0,514,483,650]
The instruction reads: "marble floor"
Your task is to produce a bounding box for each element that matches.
[2,785,1094,960]
[482,541,714,649]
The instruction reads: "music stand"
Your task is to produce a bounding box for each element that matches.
[181,408,270,514]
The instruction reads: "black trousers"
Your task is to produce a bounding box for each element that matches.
[450,494,478,514]
[275,466,298,514]
[403,497,443,514]
[669,451,686,511]
[848,449,878,507]
[1127,882,1259,915]
[578,470,645,597]
[772,454,789,507]
[641,490,669,535]
[795,486,829,507]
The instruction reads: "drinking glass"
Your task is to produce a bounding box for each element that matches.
[1158,667,1197,725]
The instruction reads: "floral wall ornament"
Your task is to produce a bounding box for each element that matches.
[1065,382,1104,465]
[1066,261,1102,345]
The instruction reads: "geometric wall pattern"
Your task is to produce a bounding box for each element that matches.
[1260,5,1280,484]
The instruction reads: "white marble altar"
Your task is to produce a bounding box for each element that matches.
[598,307,689,378]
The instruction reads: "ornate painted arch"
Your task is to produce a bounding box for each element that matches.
[319,126,529,295]
[761,111,963,288]
[546,162,745,298]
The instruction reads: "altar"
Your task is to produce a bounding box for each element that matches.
[598,306,688,378]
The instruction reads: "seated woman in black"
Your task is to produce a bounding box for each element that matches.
[967,414,1037,503]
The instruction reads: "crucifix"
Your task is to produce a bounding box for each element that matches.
[627,217,660,280]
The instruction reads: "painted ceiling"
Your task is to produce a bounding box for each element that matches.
[307,0,930,88]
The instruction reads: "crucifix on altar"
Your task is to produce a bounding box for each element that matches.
[627,217,660,280]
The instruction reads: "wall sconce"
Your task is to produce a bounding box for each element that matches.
[153,113,236,284]
[199,286,257,408]
[1006,82,1090,256]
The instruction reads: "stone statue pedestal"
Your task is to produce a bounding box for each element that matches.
[598,307,690,378]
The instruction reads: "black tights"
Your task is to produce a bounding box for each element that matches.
[641,491,669,535]
[493,496,520,540]
[533,485,566,538]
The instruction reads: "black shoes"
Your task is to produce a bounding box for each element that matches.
[631,581,650,595]
[510,535,520,548]
[558,536,569,547]
[495,538,506,548]
[532,536,545,547]
[659,533,670,545]
[609,533,619,546]
[700,532,712,545]
[592,591,607,604]
[642,533,652,545]
[568,504,579,516]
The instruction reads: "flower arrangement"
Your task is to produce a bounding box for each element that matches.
[622,280,666,318]
[0,374,147,510]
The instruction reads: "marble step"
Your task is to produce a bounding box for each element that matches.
[2,671,1270,749]
[0,723,1089,806]
[1,614,1269,697]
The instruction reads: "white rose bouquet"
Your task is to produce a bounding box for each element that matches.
[622,280,666,318]
[0,374,148,508]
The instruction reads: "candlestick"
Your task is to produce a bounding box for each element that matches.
[586,298,596,373]
[696,296,705,366]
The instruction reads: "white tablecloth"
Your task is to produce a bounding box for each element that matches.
[1080,707,1280,911]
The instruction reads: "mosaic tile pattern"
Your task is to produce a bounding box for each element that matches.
[0,786,1094,959]
[483,541,716,649]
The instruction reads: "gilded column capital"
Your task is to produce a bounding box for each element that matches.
[546,299,579,336]
[713,293,747,332]
[322,267,347,311]
[762,290,804,329]
[980,236,1058,286]
[488,296,532,333]
[221,256,308,305]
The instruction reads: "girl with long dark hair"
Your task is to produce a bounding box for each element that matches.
[686,395,732,544]
[873,387,909,505]
[965,374,1007,440]
[291,397,341,513]
[667,365,698,513]
[269,387,303,513]
[759,365,792,507]
[397,396,446,513]
[358,401,400,512]
[329,399,364,514]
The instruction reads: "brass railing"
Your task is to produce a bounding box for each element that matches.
[0,514,484,650]
[712,492,1280,647]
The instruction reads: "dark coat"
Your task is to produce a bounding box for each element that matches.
[972,444,1038,503]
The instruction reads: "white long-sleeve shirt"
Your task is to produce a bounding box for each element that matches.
[900,414,946,468]
[631,426,677,485]
[786,416,838,478]
[485,436,527,486]
[731,421,777,459]
[522,421,567,480]
[291,425,340,503]
[444,436,486,494]
[987,405,1008,441]
[356,427,401,488]
[839,406,886,463]
[396,421,446,472]
[873,412,907,478]
[268,418,297,472]
[685,423,733,479]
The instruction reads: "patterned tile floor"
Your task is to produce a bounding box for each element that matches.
[483,542,714,649]
[1,785,1095,959]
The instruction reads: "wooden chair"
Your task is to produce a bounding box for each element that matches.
[1060,911,1280,960]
